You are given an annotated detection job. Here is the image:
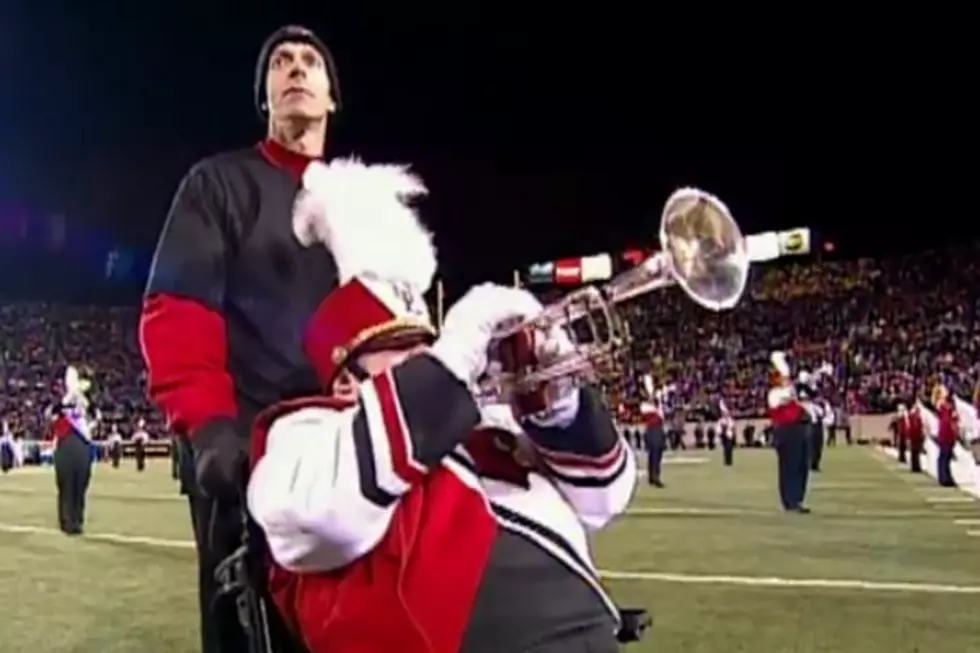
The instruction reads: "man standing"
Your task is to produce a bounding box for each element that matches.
[140,25,342,653]
[170,433,181,480]
[641,395,667,487]
[768,352,811,514]
[52,365,95,535]
[897,402,924,473]
[132,419,150,472]
[933,384,959,487]
[718,398,736,467]
[796,370,824,473]
[107,424,123,469]
[0,422,14,473]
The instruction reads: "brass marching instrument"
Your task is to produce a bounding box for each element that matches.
[480,187,750,406]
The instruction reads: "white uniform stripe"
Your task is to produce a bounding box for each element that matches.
[543,443,629,480]
[381,370,427,476]
[358,381,411,495]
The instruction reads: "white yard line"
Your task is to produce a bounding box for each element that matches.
[924,496,976,504]
[0,486,182,502]
[967,530,980,537]
[3,521,976,593]
[624,506,969,519]
[0,523,194,549]
[599,570,980,594]
[954,519,980,525]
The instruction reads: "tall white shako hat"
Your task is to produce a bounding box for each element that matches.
[769,350,790,386]
[292,158,438,389]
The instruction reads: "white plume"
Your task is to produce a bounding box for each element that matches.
[65,365,80,395]
[292,158,436,294]
[770,350,790,378]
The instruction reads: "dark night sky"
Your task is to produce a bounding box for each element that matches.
[0,3,967,294]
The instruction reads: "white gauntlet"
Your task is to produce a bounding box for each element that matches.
[430,283,542,386]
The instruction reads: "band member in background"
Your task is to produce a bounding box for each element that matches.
[246,173,639,653]
[0,421,14,473]
[718,399,736,467]
[768,351,811,514]
[641,394,667,487]
[693,418,705,449]
[139,25,343,653]
[107,425,123,468]
[835,405,853,445]
[133,419,150,472]
[170,434,180,480]
[52,365,95,535]
[933,384,958,487]
[796,370,824,473]
[892,412,906,463]
[822,400,836,446]
[668,405,685,450]
[897,402,924,473]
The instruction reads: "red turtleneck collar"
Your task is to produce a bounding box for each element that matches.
[257,138,321,182]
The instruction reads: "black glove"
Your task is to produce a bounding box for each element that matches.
[191,418,247,500]
[616,607,652,643]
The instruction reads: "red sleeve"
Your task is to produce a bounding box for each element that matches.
[140,161,238,436]
[140,294,237,435]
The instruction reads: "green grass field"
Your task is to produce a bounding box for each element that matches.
[2,447,979,653]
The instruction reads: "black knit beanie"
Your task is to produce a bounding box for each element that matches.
[254,25,342,120]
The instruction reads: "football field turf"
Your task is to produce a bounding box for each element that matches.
[1,447,979,653]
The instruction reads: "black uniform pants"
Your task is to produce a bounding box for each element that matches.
[135,442,146,472]
[1,444,13,472]
[897,433,908,463]
[646,445,665,484]
[171,437,180,480]
[809,425,824,472]
[775,426,810,510]
[910,438,923,473]
[110,443,121,468]
[937,443,956,487]
[721,434,735,466]
[54,434,92,533]
[180,439,308,653]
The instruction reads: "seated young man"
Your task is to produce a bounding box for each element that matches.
[246,158,637,653]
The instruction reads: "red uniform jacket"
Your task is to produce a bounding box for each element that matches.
[937,402,959,446]
[247,357,634,653]
[898,411,924,444]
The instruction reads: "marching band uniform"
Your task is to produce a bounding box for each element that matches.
[718,400,736,467]
[796,371,823,473]
[246,159,637,653]
[822,401,836,447]
[934,385,958,487]
[52,365,95,535]
[107,426,123,468]
[640,397,667,487]
[170,434,181,481]
[896,403,924,473]
[133,420,150,472]
[768,352,811,514]
[0,422,14,473]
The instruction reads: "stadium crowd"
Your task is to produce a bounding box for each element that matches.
[0,242,978,441]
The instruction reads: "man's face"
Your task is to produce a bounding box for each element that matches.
[266,41,334,121]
